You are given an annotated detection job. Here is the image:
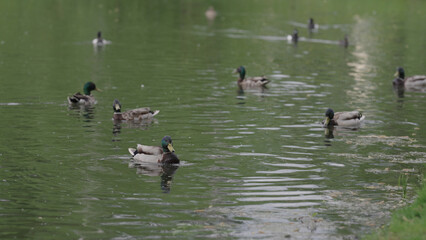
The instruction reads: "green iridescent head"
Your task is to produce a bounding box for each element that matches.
[394,67,405,79]
[161,136,175,153]
[236,66,246,79]
[323,108,334,127]
[83,82,100,95]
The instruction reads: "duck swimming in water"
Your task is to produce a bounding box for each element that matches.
[67,82,101,105]
[92,31,110,46]
[128,136,180,165]
[323,108,365,128]
[234,66,269,89]
[393,67,426,92]
[113,99,159,121]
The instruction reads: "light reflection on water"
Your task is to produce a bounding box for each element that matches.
[1,1,426,240]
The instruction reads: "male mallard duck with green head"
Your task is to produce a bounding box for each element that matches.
[323,108,365,128]
[113,99,159,121]
[128,136,180,165]
[393,67,426,91]
[234,66,269,88]
[67,82,101,105]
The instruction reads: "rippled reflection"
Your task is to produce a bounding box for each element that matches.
[129,161,179,193]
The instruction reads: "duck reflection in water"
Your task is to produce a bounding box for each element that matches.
[112,118,158,140]
[68,104,96,121]
[324,127,334,139]
[130,161,179,193]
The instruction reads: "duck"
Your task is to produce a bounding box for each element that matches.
[67,82,101,105]
[92,31,108,46]
[113,99,159,121]
[308,18,317,31]
[234,66,269,88]
[339,35,349,48]
[393,67,426,91]
[287,29,299,43]
[205,6,217,21]
[323,108,365,128]
[128,136,180,165]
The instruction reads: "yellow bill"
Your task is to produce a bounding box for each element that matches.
[167,143,175,152]
[323,117,330,127]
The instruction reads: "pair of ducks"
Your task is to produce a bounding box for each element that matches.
[237,66,426,128]
[67,82,160,120]
[67,82,177,165]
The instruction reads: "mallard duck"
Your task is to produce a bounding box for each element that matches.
[393,67,426,91]
[205,6,217,21]
[287,29,298,43]
[234,66,269,88]
[128,136,180,165]
[323,108,365,127]
[92,31,108,46]
[308,18,317,31]
[113,99,159,121]
[339,35,349,48]
[67,82,101,105]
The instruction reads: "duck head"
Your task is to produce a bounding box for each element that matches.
[234,66,246,79]
[323,108,334,127]
[161,136,175,153]
[113,99,121,113]
[83,82,101,95]
[394,67,405,79]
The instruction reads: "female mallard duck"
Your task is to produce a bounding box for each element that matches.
[323,108,365,127]
[234,66,269,88]
[67,82,101,105]
[128,136,180,165]
[113,99,159,121]
[393,67,426,91]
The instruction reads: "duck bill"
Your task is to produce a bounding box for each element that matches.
[232,69,238,74]
[323,117,330,127]
[394,71,399,77]
[95,88,102,92]
[114,103,120,111]
[167,144,175,152]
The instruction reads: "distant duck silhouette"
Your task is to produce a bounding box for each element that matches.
[393,67,426,91]
[308,18,318,31]
[234,66,269,89]
[287,29,299,44]
[205,6,217,21]
[339,35,349,48]
[92,31,109,46]
[322,108,365,128]
[113,99,160,121]
[67,82,101,105]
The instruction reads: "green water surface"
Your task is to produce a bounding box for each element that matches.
[0,1,425,239]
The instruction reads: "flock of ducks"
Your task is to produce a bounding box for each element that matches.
[68,16,426,166]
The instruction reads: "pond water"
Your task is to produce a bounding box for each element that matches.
[1,1,426,239]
